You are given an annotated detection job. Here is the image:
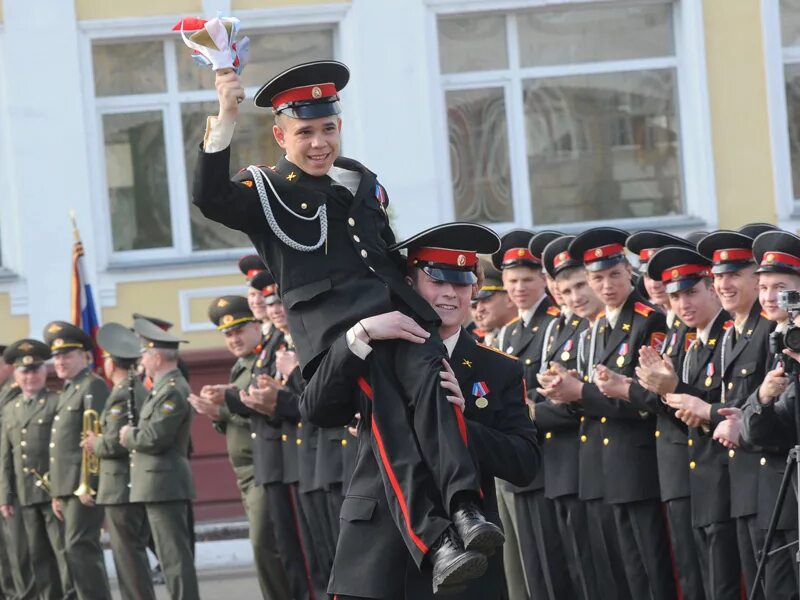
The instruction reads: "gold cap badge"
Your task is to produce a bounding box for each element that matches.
[457,254,466,266]
[312,86,322,99]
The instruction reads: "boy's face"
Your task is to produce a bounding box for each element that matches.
[643,275,667,307]
[556,268,603,320]
[411,272,473,333]
[501,267,546,311]
[266,301,288,330]
[273,115,342,177]
[759,272,800,322]
[668,279,719,329]
[714,266,759,316]
[247,287,267,321]
[586,262,632,310]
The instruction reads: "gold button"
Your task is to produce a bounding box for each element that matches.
[37,419,43,424]
[131,450,136,454]
[545,432,552,440]
[741,368,747,375]
[361,249,368,258]
[728,382,733,390]
[281,434,288,442]
[300,203,308,210]
[580,435,587,443]
[729,449,735,458]
[690,461,696,469]
[129,462,134,468]
[50,457,54,463]
[54,416,60,421]
[51,428,56,433]
[48,443,54,448]
[580,416,585,423]
[341,439,348,446]
[761,457,767,466]
[603,438,609,446]
[250,433,256,440]
[22,467,28,474]
[600,417,607,424]
[525,358,531,365]
[297,422,303,429]
[20,441,26,447]
[655,430,660,438]
[127,483,131,488]
[75,385,80,391]
[21,454,27,460]
[20,428,26,434]
[348,218,355,227]
[688,439,693,447]
[353,235,360,243]
[296,439,302,445]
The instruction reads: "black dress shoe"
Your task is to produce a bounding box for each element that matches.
[430,527,487,595]
[451,501,505,554]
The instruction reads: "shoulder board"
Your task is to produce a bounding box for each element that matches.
[546,306,561,317]
[684,331,697,351]
[760,309,768,319]
[476,342,518,360]
[634,302,655,317]
[505,316,521,327]
[723,320,734,331]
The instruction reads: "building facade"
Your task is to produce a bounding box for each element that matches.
[0,0,798,518]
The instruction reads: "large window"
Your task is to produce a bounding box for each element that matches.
[437,3,684,227]
[91,27,334,258]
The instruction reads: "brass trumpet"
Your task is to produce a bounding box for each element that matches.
[74,407,101,497]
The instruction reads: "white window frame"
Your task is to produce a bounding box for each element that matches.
[762,0,799,222]
[426,0,716,234]
[77,4,348,272]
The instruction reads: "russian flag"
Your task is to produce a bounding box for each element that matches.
[70,238,103,370]
[472,381,490,398]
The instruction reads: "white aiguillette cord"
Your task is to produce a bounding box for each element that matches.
[247,166,328,252]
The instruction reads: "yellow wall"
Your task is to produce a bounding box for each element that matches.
[0,294,29,343]
[0,0,4,24]
[75,0,202,20]
[232,0,349,9]
[101,275,246,350]
[704,0,776,228]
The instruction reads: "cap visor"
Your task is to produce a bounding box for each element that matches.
[422,266,477,285]
[585,255,626,272]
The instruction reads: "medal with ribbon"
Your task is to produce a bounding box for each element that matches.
[472,381,490,409]
[705,362,715,388]
[666,331,677,355]
[616,342,629,368]
[560,338,574,362]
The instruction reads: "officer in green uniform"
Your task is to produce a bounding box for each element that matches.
[0,339,74,600]
[82,323,156,600]
[43,321,111,600]
[193,295,292,599]
[0,345,34,599]
[120,318,199,600]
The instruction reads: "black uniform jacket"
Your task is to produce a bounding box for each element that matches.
[301,329,540,599]
[575,326,605,502]
[579,292,665,504]
[536,314,586,500]
[627,313,692,503]
[502,296,558,494]
[673,310,733,527]
[716,302,773,519]
[193,149,438,376]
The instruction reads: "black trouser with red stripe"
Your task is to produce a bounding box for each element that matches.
[359,336,483,567]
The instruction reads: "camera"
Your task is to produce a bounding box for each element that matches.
[775,290,800,354]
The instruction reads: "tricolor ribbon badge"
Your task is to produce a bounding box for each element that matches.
[618,342,629,357]
[562,339,574,352]
[375,183,388,209]
[472,381,490,398]
[706,363,715,377]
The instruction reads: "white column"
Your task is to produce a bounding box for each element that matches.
[338,0,445,238]
[2,0,98,335]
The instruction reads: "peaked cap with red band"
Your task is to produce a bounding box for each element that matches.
[391,222,500,285]
[753,230,800,275]
[542,235,577,279]
[254,60,350,119]
[697,230,761,274]
[568,227,629,273]
[646,246,712,294]
[626,230,692,275]
[238,254,266,281]
[491,230,539,271]
[528,230,564,262]
[251,269,281,305]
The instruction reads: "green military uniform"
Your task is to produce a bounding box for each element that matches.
[124,317,199,600]
[0,340,74,600]
[43,321,111,600]
[93,323,155,600]
[0,375,35,599]
[209,294,292,599]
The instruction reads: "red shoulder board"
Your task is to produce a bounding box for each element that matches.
[723,320,734,331]
[649,332,666,349]
[684,332,697,352]
[546,306,561,317]
[477,342,518,360]
[634,302,654,318]
[760,310,768,319]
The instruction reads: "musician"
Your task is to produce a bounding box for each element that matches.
[43,321,111,600]
[83,323,155,600]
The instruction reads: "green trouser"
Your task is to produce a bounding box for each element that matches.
[105,503,156,600]
[0,497,33,599]
[20,503,74,600]
[60,496,111,600]
[242,479,293,600]
[146,501,199,600]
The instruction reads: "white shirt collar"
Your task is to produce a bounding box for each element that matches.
[327,165,361,196]
[666,309,676,329]
[605,305,623,329]
[443,330,461,357]
[519,294,548,326]
[697,309,724,345]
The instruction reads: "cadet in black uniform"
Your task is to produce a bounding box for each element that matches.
[301,222,540,599]
[559,228,675,600]
[696,226,775,599]
[492,230,573,600]
[194,60,501,583]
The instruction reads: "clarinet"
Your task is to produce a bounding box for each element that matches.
[126,366,137,426]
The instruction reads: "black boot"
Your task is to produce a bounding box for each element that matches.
[430,527,487,595]
[451,501,505,555]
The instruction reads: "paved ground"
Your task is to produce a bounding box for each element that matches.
[111,565,261,600]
